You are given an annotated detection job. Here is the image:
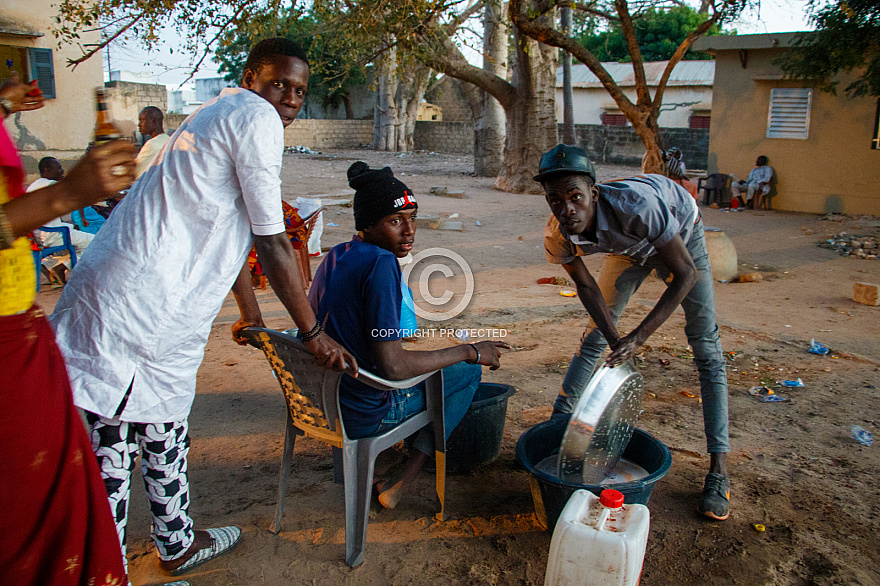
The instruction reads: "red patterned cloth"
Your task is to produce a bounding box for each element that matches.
[248,201,308,276]
[0,307,126,585]
[1,120,126,585]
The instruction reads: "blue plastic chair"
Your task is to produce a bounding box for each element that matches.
[32,225,77,291]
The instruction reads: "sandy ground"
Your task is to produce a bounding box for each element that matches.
[37,150,880,585]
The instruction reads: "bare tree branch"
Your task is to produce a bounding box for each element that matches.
[67,12,145,68]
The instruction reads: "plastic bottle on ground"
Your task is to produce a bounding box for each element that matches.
[544,489,650,586]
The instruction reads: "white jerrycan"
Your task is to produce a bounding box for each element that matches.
[544,489,650,586]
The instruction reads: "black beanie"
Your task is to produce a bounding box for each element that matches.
[349,161,417,230]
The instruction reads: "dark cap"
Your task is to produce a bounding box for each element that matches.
[533,144,596,183]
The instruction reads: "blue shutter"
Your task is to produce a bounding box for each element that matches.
[28,47,55,99]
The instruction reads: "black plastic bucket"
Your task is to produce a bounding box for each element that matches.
[445,383,516,473]
[516,415,672,530]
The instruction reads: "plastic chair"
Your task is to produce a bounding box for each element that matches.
[697,174,729,207]
[241,327,446,567]
[31,225,77,292]
[294,207,323,288]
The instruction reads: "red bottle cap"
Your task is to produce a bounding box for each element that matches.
[600,489,624,509]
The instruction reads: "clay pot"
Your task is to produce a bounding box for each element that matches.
[704,227,738,282]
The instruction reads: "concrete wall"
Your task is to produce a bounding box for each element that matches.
[1,0,103,180]
[279,119,475,153]
[413,121,473,154]
[708,47,879,214]
[556,86,713,128]
[569,123,710,169]
[104,80,168,143]
[283,119,373,149]
[425,77,473,123]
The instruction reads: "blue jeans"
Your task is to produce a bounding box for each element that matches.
[351,361,481,456]
[554,221,730,453]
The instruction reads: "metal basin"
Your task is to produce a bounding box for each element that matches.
[557,361,645,484]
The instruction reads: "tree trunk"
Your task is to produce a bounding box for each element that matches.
[342,93,354,120]
[560,5,576,145]
[636,117,666,174]
[374,43,399,151]
[494,15,558,194]
[474,0,508,177]
[402,65,431,152]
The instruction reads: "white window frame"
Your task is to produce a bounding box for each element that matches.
[766,88,812,140]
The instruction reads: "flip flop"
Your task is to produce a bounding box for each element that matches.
[168,526,242,576]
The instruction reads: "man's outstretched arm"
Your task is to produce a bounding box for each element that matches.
[253,232,358,374]
[562,256,621,348]
[605,234,698,366]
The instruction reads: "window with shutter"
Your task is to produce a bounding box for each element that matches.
[689,115,711,129]
[27,47,55,99]
[766,88,812,140]
[602,113,627,126]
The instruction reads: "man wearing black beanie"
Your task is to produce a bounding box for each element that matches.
[309,162,509,509]
[349,161,417,231]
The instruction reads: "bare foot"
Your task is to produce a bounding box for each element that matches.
[376,476,407,509]
[158,530,212,574]
[376,450,428,509]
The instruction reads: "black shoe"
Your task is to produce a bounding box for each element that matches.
[698,473,730,520]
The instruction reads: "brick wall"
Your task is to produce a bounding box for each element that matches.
[104,81,168,140]
[283,120,373,149]
[165,113,187,131]
[413,121,473,154]
[566,124,710,169]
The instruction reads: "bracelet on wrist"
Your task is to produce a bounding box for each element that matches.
[300,322,323,342]
[467,343,481,365]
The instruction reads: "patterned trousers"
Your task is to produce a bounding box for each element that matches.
[85,412,195,570]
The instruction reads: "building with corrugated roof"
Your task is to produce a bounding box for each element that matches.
[556,60,715,129]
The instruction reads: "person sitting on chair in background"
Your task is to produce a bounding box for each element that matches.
[731,156,773,210]
[308,161,510,509]
[28,157,95,284]
[665,147,699,201]
[135,105,170,179]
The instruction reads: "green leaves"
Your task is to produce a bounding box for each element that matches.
[776,0,880,98]
[574,6,728,63]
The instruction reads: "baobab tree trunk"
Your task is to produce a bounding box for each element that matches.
[374,43,399,151]
[400,64,431,152]
[494,17,558,193]
[474,0,508,177]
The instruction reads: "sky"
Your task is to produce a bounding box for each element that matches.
[102,0,815,88]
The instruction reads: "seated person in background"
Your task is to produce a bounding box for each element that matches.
[309,161,509,509]
[135,105,170,178]
[28,156,95,283]
[665,147,699,200]
[731,156,773,209]
[70,204,106,234]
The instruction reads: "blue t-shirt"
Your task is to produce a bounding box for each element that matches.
[309,239,403,434]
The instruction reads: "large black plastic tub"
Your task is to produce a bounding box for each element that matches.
[445,382,516,473]
[516,415,671,530]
